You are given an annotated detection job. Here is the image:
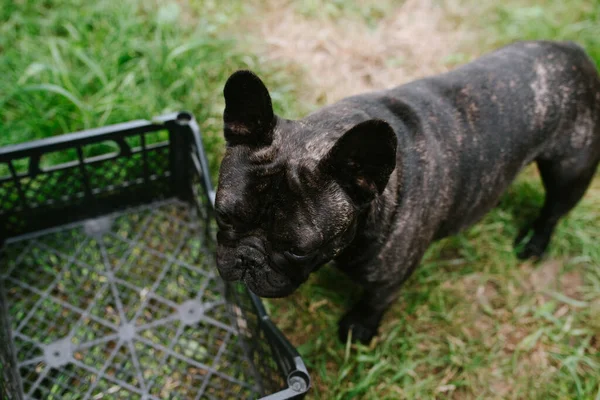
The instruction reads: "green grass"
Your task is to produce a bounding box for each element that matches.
[1,0,599,399]
[481,0,600,65]
[0,0,307,174]
[293,0,396,27]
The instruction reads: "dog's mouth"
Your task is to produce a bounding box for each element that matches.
[222,261,298,298]
[242,267,298,298]
[216,244,302,298]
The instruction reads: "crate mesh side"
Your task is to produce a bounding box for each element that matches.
[227,283,290,395]
[0,132,172,238]
[1,269,24,400]
[0,200,279,399]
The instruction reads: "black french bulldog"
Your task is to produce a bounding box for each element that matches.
[215,40,600,344]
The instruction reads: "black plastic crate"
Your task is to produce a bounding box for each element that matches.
[0,112,310,400]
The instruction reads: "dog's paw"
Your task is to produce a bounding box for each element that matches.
[514,227,548,260]
[338,311,378,345]
[517,240,546,260]
[516,233,550,260]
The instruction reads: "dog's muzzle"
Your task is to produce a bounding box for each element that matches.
[216,240,302,298]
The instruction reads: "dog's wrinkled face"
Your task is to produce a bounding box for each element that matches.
[215,71,397,298]
[215,149,358,297]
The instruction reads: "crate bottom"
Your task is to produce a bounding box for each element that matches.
[1,199,261,400]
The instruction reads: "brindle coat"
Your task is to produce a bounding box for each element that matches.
[215,40,600,343]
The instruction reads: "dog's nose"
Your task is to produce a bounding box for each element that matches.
[239,236,266,253]
[237,245,266,269]
[240,254,260,268]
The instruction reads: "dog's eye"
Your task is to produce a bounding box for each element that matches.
[215,211,233,227]
[284,250,318,264]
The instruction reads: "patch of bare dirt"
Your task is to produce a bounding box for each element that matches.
[452,273,506,315]
[519,259,584,300]
[251,0,472,104]
[528,260,562,291]
[489,379,513,399]
[560,270,583,298]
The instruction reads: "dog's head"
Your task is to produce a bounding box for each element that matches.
[215,71,397,297]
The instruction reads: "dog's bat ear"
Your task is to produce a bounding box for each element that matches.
[223,70,275,146]
[319,119,397,206]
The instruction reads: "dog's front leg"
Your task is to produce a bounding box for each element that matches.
[338,288,394,344]
[337,276,408,345]
[336,240,423,344]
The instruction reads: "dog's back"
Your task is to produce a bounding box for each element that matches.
[342,40,600,240]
